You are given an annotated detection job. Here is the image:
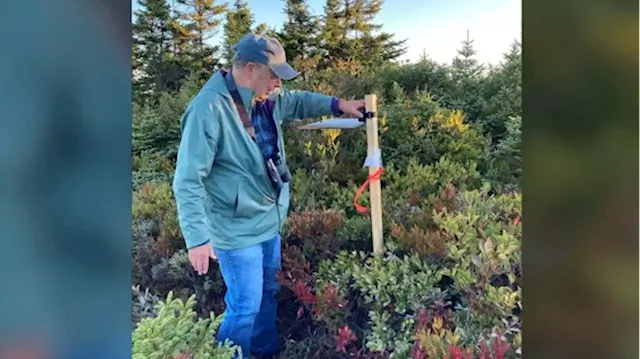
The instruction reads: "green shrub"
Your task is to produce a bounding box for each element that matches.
[315,251,444,357]
[378,88,487,170]
[132,292,241,359]
[132,75,201,162]
[336,215,373,252]
[433,185,522,341]
[132,182,183,256]
[485,115,522,193]
[132,152,176,191]
[378,59,452,101]
[289,168,355,212]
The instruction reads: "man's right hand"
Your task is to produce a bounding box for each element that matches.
[188,242,217,275]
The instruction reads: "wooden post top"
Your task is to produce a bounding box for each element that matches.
[365,94,377,113]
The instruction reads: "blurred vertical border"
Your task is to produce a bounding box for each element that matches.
[524,0,638,358]
[0,0,132,358]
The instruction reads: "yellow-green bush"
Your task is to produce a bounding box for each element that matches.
[132,292,240,359]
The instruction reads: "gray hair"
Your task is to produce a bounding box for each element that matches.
[232,59,247,70]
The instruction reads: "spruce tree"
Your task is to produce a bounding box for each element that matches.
[254,23,269,34]
[347,0,383,39]
[359,31,407,67]
[254,23,279,38]
[451,30,485,80]
[133,0,188,102]
[445,30,487,125]
[173,0,228,80]
[222,0,254,66]
[320,0,344,65]
[319,0,406,69]
[483,39,522,141]
[278,0,321,79]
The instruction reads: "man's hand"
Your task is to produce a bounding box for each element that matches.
[339,99,366,118]
[188,242,217,275]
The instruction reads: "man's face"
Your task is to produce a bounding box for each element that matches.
[248,63,282,101]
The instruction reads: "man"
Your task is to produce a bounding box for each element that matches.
[172,33,365,359]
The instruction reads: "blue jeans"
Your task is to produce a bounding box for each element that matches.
[215,234,281,358]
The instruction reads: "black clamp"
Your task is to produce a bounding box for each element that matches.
[358,109,376,122]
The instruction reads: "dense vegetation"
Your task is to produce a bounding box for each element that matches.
[131,0,522,358]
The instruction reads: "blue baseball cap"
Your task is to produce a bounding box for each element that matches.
[233,33,299,80]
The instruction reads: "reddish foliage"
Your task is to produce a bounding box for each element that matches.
[479,341,491,359]
[444,344,473,359]
[410,341,427,359]
[334,326,357,353]
[415,308,431,332]
[429,300,454,328]
[348,345,362,359]
[390,223,447,260]
[492,336,511,359]
[279,245,349,326]
[285,209,345,267]
[315,283,348,318]
[286,209,343,239]
[154,240,172,258]
[293,280,316,304]
[433,182,457,213]
[278,245,313,287]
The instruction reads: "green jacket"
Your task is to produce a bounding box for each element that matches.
[173,70,337,250]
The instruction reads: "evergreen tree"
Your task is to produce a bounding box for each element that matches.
[254,23,279,39]
[133,0,189,103]
[451,30,484,80]
[254,23,269,34]
[346,0,383,39]
[278,0,321,80]
[222,0,254,66]
[320,0,345,65]
[172,0,228,79]
[482,39,522,141]
[319,0,406,69]
[359,31,407,67]
[444,30,487,125]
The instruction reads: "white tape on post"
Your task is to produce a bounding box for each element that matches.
[363,147,383,168]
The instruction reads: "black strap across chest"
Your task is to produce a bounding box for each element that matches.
[223,70,256,140]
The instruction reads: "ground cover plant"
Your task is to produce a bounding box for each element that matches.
[131,1,521,357]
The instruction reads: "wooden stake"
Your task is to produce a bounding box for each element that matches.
[365,94,384,255]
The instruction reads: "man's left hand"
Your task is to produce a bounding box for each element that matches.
[338,99,366,118]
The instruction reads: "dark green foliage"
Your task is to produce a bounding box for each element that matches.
[485,115,522,192]
[132,74,201,162]
[482,40,522,142]
[133,0,228,104]
[173,0,228,81]
[222,0,254,66]
[317,0,407,69]
[440,31,488,127]
[277,0,322,80]
[133,0,188,103]
[132,152,175,191]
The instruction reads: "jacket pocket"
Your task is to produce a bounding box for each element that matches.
[234,180,276,219]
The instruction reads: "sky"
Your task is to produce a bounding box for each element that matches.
[132,0,522,65]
